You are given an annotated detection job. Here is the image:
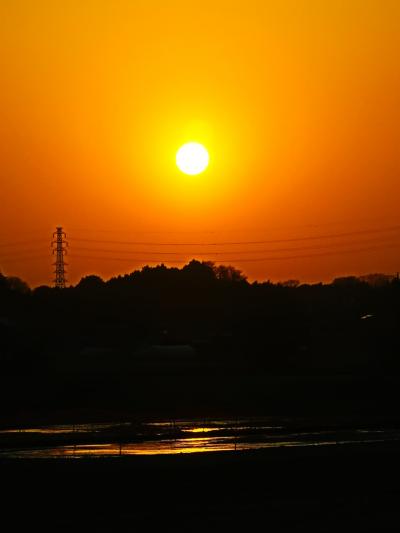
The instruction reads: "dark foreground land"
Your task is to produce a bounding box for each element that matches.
[2,267,400,529]
[3,441,400,531]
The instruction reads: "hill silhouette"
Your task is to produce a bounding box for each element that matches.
[1,260,399,421]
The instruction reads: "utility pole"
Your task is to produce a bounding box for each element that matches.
[52,227,68,288]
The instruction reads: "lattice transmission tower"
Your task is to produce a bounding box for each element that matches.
[52,227,68,288]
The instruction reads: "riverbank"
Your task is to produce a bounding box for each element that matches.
[2,440,400,531]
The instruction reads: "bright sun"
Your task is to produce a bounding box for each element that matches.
[176,142,209,175]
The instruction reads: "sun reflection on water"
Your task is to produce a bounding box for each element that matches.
[1,419,399,459]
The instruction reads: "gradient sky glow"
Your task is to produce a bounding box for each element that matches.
[1,1,399,286]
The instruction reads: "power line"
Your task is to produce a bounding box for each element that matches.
[68,224,400,247]
[2,223,400,249]
[0,247,51,259]
[71,235,400,257]
[0,255,48,263]
[0,239,48,249]
[68,241,400,264]
[1,232,398,261]
[66,216,400,235]
[2,232,399,260]
[0,224,398,281]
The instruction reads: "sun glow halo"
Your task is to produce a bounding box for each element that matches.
[176,142,209,175]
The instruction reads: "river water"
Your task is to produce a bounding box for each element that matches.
[1,418,399,458]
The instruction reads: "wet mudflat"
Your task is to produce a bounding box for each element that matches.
[2,417,400,458]
[0,420,400,531]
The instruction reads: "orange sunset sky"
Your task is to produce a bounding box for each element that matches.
[1,0,399,287]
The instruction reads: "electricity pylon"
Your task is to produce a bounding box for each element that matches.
[52,227,68,288]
